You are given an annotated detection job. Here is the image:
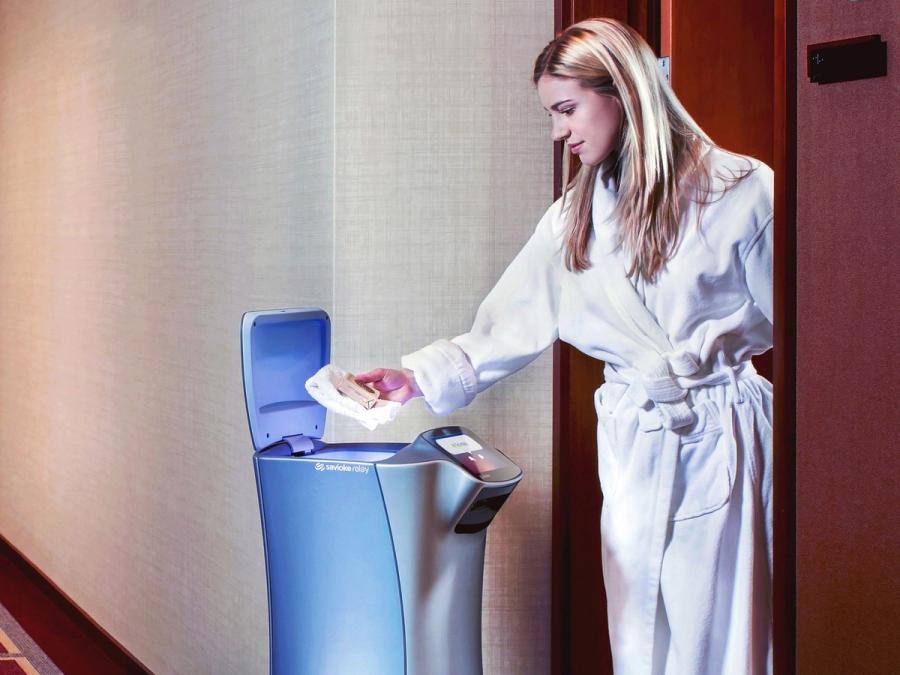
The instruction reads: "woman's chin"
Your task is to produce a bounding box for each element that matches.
[576,151,608,167]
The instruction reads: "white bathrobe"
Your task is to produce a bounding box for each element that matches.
[402,146,774,675]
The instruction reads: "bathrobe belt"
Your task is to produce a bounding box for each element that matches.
[605,354,755,431]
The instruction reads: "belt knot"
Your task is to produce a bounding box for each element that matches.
[627,352,700,430]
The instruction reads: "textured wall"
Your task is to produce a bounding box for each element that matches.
[330,3,554,672]
[0,1,553,673]
[0,1,334,673]
[796,2,900,673]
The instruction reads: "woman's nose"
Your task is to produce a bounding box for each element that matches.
[550,116,569,142]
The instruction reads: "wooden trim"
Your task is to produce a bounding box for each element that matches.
[550,339,567,675]
[551,5,647,675]
[551,3,569,672]
[629,0,661,55]
[551,11,571,675]
[772,0,797,671]
[0,533,150,674]
[660,0,671,57]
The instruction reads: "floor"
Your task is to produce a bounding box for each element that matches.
[0,536,146,675]
[0,602,61,675]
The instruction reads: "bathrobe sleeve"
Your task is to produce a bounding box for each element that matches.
[742,211,774,325]
[402,200,566,415]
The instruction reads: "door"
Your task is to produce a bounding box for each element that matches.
[552,2,785,673]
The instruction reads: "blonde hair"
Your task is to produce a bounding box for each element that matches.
[533,18,752,281]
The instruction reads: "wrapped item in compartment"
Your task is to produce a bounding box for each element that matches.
[330,371,380,410]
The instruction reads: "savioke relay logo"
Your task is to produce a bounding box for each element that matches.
[314,461,369,475]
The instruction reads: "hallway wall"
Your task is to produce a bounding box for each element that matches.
[0,1,553,672]
[331,2,555,672]
[796,2,899,673]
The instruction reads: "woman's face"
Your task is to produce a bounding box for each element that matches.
[537,75,623,167]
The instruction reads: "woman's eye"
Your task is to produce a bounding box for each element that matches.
[561,108,574,116]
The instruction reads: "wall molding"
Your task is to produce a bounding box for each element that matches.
[0,533,149,674]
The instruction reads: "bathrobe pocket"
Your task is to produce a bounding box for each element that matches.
[669,399,735,521]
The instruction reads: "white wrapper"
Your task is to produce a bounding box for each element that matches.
[305,364,402,431]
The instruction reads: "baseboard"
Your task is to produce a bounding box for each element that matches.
[0,532,150,675]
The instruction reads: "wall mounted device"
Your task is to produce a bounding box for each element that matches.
[808,34,887,85]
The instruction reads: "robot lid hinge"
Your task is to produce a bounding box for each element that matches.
[283,434,316,456]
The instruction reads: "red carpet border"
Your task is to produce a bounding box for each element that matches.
[0,603,61,675]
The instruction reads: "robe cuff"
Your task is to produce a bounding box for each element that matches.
[401,339,477,416]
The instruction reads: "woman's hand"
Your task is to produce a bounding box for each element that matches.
[355,368,422,404]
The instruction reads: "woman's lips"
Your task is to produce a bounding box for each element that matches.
[570,142,584,154]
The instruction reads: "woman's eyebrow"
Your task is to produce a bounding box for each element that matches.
[544,99,574,112]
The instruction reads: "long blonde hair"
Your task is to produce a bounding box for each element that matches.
[533,18,751,281]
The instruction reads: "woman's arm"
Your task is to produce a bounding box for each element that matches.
[360,199,566,415]
[743,211,774,325]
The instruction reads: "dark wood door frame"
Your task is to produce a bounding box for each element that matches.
[772,0,797,672]
[550,1,797,673]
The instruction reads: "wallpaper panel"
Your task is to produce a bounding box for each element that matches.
[796,2,899,673]
[0,1,552,673]
[332,2,554,672]
[0,1,334,673]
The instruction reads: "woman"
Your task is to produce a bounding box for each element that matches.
[359,18,773,675]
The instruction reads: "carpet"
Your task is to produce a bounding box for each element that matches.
[0,603,62,675]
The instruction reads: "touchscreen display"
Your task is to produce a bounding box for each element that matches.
[435,434,482,455]
[435,434,506,475]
